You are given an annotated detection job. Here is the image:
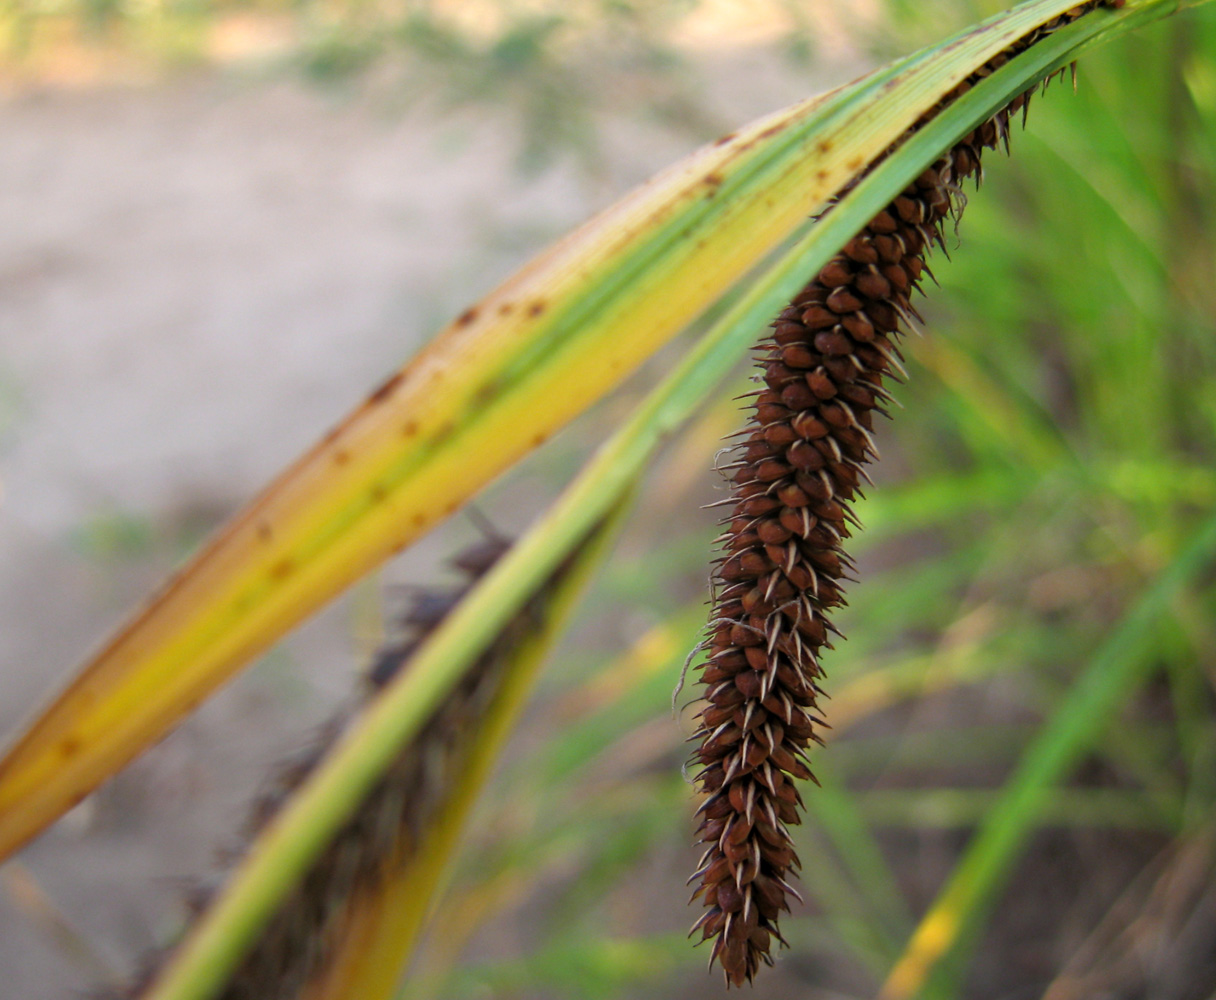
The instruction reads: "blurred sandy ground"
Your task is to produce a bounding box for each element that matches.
[0,5,870,995]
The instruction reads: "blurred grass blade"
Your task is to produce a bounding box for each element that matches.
[878,507,1216,1000]
[0,0,1167,865]
[291,505,626,1000]
[808,767,914,956]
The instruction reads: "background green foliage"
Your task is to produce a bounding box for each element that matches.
[1,0,740,171]
[4,2,1215,998]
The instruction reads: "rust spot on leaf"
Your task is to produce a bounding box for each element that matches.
[528,300,547,318]
[367,371,404,406]
[401,420,419,437]
[703,172,724,197]
[715,131,737,146]
[59,737,80,758]
[498,302,515,316]
[456,307,479,327]
[257,521,273,542]
[333,449,351,465]
[474,379,503,406]
[270,558,295,580]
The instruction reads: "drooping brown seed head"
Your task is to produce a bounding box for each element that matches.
[689,5,1107,986]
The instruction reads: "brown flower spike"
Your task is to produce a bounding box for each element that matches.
[689,5,1105,986]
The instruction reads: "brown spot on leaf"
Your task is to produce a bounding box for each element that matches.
[333,449,351,465]
[402,420,419,437]
[270,558,295,580]
[367,371,404,406]
[473,378,503,406]
[456,307,479,327]
[715,131,737,146]
[528,301,547,317]
[257,521,273,542]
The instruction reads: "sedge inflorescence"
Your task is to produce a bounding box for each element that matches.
[689,5,1104,986]
[118,536,515,1000]
[216,536,515,1000]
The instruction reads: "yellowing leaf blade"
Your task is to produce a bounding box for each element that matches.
[0,0,1127,863]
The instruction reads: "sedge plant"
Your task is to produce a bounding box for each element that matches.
[1,1,1214,998]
